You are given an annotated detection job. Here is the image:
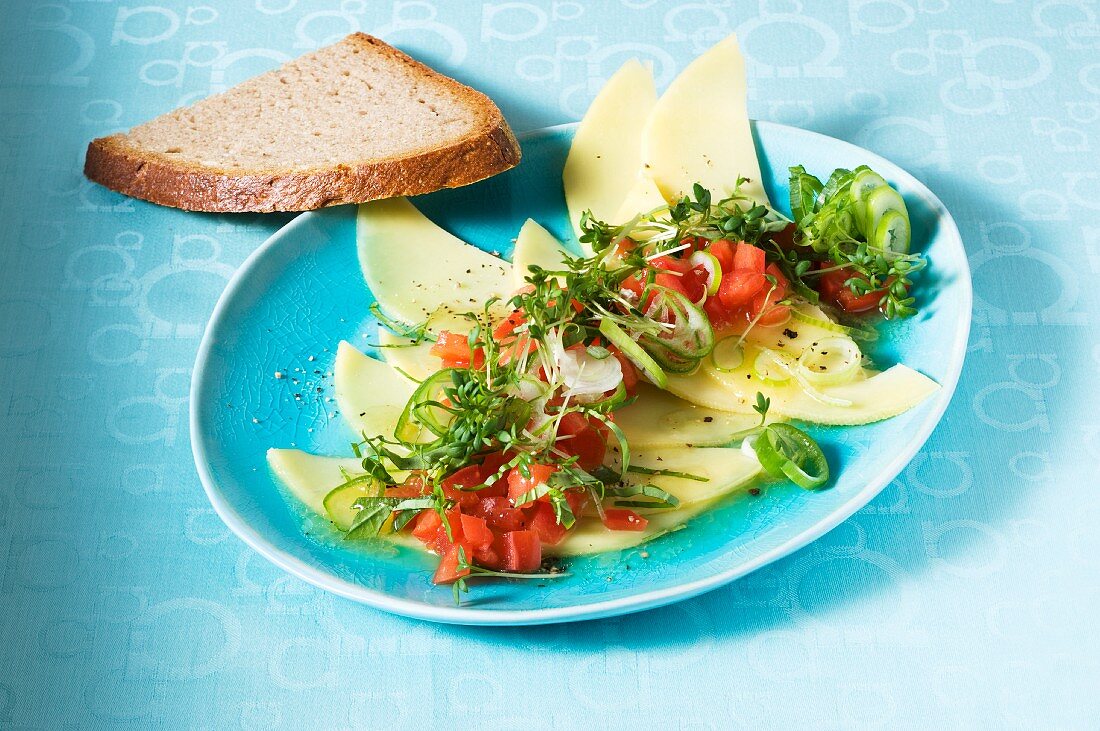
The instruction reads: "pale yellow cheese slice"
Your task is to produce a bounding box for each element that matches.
[667,362,939,425]
[618,446,761,508]
[614,383,758,448]
[642,33,769,205]
[267,448,364,517]
[564,59,658,247]
[552,507,697,556]
[612,175,669,223]
[357,197,511,333]
[334,341,415,441]
[268,443,759,558]
[511,218,571,290]
[376,327,438,381]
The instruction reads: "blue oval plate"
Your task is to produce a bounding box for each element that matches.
[191,122,971,625]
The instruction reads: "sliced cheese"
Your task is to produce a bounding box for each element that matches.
[267,448,364,517]
[357,197,511,333]
[612,175,669,223]
[618,446,761,508]
[552,446,760,556]
[511,218,571,290]
[267,449,419,544]
[642,33,769,205]
[334,341,415,441]
[667,361,939,425]
[665,367,755,414]
[551,507,696,556]
[376,327,438,381]
[564,59,658,247]
[267,444,756,558]
[615,383,758,447]
[738,304,856,360]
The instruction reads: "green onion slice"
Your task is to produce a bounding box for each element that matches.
[751,423,830,490]
[710,336,745,372]
[689,250,723,296]
[395,368,455,442]
[752,348,792,384]
[599,317,667,389]
[796,336,862,388]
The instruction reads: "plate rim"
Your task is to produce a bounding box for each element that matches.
[189,120,972,625]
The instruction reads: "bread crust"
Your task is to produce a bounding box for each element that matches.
[83,33,521,212]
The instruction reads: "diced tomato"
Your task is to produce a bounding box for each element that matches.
[610,347,639,394]
[654,271,687,298]
[431,506,462,548]
[709,239,736,272]
[493,310,526,339]
[384,484,425,499]
[475,453,512,497]
[459,514,494,550]
[471,496,528,532]
[564,489,589,517]
[747,263,791,326]
[478,452,510,480]
[650,255,691,274]
[839,287,888,313]
[430,331,484,369]
[755,303,792,326]
[502,530,542,572]
[571,427,608,471]
[494,311,537,364]
[430,330,469,359]
[817,264,845,302]
[681,236,709,252]
[440,465,482,508]
[772,223,798,250]
[411,509,442,543]
[765,263,789,288]
[684,265,710,302]
[555,411,589,437]
[652,257,709,302]
[474,537,503,570]
[528,501,569,545]
[733,242,766,273]
[441,465,482,491]
[818,264,892,313]
[556,412,607,471]
[614,236,638,257]
[718,269,766,308]
[703,296,735,331]
[601,508,649,531]
[507,462,557,507]
[385,473,428,499]
[433,543,471,584]
[620,273,646,299]
[500,333,537,365]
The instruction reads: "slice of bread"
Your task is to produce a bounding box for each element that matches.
[84,33,521,212]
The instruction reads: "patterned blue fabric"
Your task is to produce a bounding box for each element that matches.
[0,1,1096,727]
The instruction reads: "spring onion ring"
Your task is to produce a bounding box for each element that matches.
[797,336,862,388]
[751,423,829,490]
[599,317,668,388]
[710,336,745,372]
[789,308,878,342]
[689,250,723,296]
[752,348,792,384]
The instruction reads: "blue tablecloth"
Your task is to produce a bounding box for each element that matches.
[2,2,1096,727]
